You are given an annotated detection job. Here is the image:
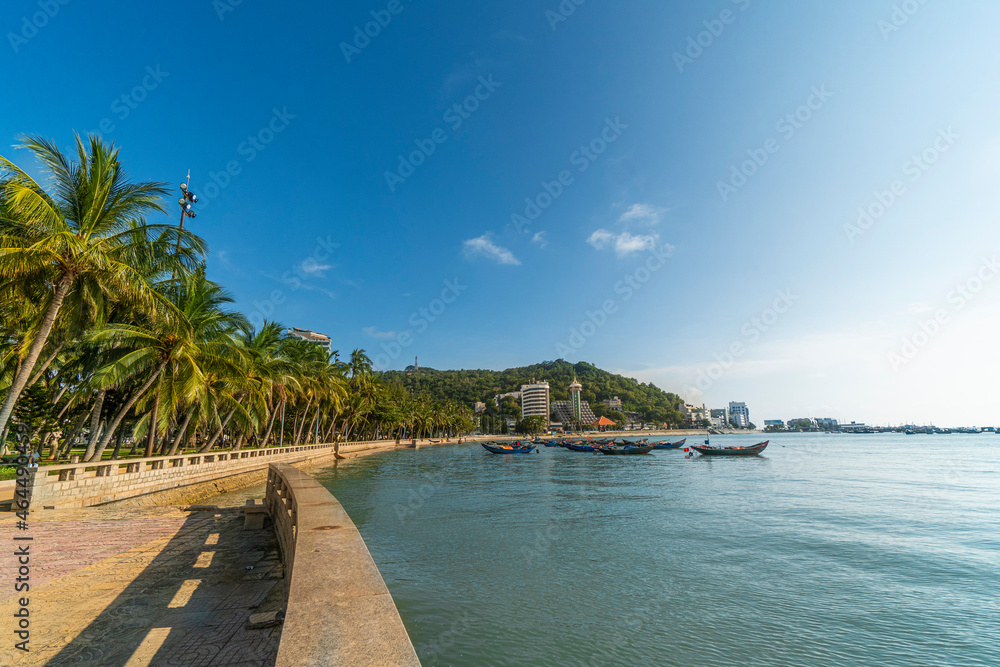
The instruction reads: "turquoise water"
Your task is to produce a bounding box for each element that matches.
[314,435,1000,666]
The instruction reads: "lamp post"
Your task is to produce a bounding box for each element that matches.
[175,172,199,273]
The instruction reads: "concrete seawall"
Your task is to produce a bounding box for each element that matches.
[20,439,458,511]
[267,463,421,666]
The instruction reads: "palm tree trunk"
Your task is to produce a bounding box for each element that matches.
[167,408,195,456]
[59,411,89,461]
[294,397,313,445]
[259,402,280,447]
[110,429,126,459]
[144,391,160,458]
[27,341,65,389]
[199,408,236,452]
[0,274,73,436]
[51,383,71,412]
[82,390,107,460]
[88,360,168,462]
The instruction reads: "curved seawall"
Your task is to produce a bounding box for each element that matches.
[266,463,420,666]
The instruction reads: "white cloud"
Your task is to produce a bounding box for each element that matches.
[588,228,659,257]
[587,229,615,250]
[613,232,658,256]
[363,326,398,340]
[300,259,333,277]
[618,203,666,226]
[531,231,548,249]
[463,235,521,265]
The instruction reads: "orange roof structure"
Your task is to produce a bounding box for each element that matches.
[591,416,615,427]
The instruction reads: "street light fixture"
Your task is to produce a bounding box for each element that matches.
[173,171,199,281]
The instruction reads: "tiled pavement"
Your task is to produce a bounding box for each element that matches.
[1,505,285,666]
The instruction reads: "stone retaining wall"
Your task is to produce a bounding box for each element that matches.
[20,438,472,510]
[22,444,336,510]
[267,463,421,666]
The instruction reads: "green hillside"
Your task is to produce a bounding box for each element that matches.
[381,360,685,426]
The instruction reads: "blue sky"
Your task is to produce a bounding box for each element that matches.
[4,0,1000,425]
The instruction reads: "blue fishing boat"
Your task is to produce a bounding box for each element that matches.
[563,442,599,452]
[482,442,537,454]
[652,438,686,450]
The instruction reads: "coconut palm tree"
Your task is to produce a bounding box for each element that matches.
[0,134,203,437]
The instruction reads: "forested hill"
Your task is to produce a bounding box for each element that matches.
[381,360,685,424]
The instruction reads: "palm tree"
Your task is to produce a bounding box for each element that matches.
[0,134,202,436]
[85,270,245,461]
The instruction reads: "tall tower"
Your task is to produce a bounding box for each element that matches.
[570,378,583,426]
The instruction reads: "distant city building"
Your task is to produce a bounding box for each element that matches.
[681,403,711,425]
[729,402,750,428]
[287,327,332,353]
[601,396,623,411]
[472,402,486,414]
[521,381,551,424]
[816,418,839,429]
[764,420,785,428]
[711,409,729,429]
[551,401,598,427]
[552,378,596,428]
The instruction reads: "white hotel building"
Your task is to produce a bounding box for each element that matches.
[520,381,551,424]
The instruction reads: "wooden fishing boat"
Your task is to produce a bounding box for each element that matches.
[563,442,599,452]
[652,438,686,449]
[691,441,768,456]
[428,439,442,444]
[482,442,537,454]
[597,443,655,455]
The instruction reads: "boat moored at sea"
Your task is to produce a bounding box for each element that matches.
[597,443,655,455]
[692,441,769,456]
[482,442,538,454]
[652,438,686,449]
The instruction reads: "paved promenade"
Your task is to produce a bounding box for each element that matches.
[1,504,285,666]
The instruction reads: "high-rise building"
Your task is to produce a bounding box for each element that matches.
[551,378,597,429]
[520,381,550,424]
[288,327,332,353]
[729,402,750,428]
[570,378,583,424]
[710,409,728,429]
